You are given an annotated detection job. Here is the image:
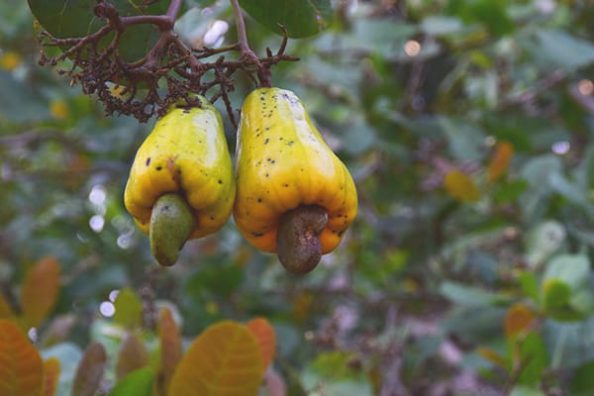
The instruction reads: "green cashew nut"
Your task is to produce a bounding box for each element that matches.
[149,193,196,267]
[277,205,328,275]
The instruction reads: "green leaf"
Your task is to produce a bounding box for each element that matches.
[524,221,566,267]
[543,254,590,291]
[420,16,464,36]
[510,386,545,396]
[570,361,594,396]
[438,117,486,162]
[0,71,51,123]
[439,282,502,307]
[27,0,168,62]
[447,0,514,36]
[526,29,594,71]
[239,0,332,38]
[493,180,528,204]
[518,271,539,304]
[542,279,571,310]
[110,368,154,396]
[113,288,143,329]
[517,332,548,386]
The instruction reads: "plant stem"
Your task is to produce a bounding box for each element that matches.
[230,0,252,54]
[229,0,272,86]
[166,0,183,20]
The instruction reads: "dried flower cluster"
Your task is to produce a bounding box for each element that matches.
[37,0,297,125]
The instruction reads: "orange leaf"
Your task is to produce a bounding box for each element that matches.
[116,333,148,380]
[443,170,480,202]
[246,317,276,369]
[42,358,60,396]
[0,319,43,396]
[156,307,181,396]
[71,342,107,396]
[505,303,535,339]
[169,321,265,396]
[0,293,15,320]
[21,257,60,328]
[487,141,514,183]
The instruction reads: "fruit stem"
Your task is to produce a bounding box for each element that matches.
[277,206,328,274]
[229,0,271,87]
[149,193,196,267]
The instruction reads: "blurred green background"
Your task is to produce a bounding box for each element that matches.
[3,0,594,394]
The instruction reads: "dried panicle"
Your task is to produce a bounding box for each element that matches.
[37,0,298,126]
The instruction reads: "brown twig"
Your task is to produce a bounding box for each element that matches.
[37,0,298,123]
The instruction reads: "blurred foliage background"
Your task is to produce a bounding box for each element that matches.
[2,0,594,395]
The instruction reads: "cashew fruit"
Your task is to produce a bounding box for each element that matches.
[124,98,235,266]
[233,88,357,272]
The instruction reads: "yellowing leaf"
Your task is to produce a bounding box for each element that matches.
[505,303,536,339]
[71,342,107,396]
[246,317,276,369]
[49,100,69,120]
[476,347,507,369]
[156,307,181,396]
[113,288,143,329]
[487,141,514,183]
[169,321,265,396]
[21,257,60,328]
[116,333,148,380]
[0,319,43,396]
[0,293,15,320]
[42,358,60,396]
[443,170,480,202]
[0,51,22,71]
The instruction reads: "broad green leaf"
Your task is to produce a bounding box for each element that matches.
[570,361,594,396]
[110,368,154,396]
[71,342,107,396]
[27,0,168,62]
[156,307,181,396]
[542,279,571,310]
[524,221,566,267]
[42,358,60,396]
[169,321,265,396]
[310,351,359,380]
[246,317,276,369]
[510,386,545,396]
[0,320,44,396]
[443,170,481,203]
[543,254,590,291]
[239,0,332,38]
[526,29,594,71]
[493,180,528,204]
[518,271,539,304]
[449,0,514,36]
[116,333,148,380]
[420,16,464,36]
[304,352,372,395]
[0,71,51,123]
[439,117,486,161]
[113,288,143,329]
[21,256,61,329]
[439,282,501,307]
[517,332,548,386]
